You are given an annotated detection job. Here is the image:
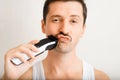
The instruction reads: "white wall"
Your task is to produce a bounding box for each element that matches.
[0,0,120,79]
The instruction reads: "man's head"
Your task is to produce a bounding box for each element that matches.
[41,0,87,53]
[43,0,87,24]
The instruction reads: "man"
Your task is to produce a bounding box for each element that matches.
[3,0,110,80]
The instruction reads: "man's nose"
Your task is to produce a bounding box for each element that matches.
[59,20,71,34]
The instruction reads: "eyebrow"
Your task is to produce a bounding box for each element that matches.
[70,15,81,19]
[50,15,61,18]
[50,15,81,20]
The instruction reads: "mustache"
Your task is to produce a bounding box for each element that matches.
[55,32,72,41]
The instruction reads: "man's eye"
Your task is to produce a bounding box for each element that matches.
[71,20,77,23]
[52,19,59,22]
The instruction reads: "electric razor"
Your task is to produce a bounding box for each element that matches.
[11,35,58,66]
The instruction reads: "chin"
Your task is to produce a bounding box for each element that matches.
[54,44,72,53]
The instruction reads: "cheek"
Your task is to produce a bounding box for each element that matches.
[74,28,83,37]
[72,27,84,43]
[45,24,59,35]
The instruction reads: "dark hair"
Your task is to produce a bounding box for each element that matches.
[43,0,87,24]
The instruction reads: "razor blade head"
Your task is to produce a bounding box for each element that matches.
[34,35,58,50]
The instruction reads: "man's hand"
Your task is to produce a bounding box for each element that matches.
[3,40,39,80]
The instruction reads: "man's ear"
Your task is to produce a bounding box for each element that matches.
[41,20,46,33]
[80,24,86,37]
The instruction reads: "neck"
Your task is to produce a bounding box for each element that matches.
[43,49,82,73]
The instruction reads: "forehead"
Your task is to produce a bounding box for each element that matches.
[47,1,83,19]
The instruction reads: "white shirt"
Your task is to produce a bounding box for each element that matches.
[33,61,95,80]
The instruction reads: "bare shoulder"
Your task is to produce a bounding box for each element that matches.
[19,67,33,80]
[94,69,110,80]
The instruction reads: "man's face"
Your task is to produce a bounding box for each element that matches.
[42,1,86,53]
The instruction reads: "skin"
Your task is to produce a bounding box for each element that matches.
[3,1,110,80]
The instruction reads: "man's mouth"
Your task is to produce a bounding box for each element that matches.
[57,34,72,43]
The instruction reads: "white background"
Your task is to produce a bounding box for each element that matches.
[0,0,120,79]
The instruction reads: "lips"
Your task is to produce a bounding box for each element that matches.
[57,34,72,42]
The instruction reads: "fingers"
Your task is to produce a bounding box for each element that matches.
[26,44,39,53]
[28,40,39,45]
[5,40,40,65]
[14,45,32,58]
[11,52,28,63]
[17,44,38,58]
